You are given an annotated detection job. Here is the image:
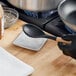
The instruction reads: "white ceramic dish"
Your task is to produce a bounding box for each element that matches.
[13,32,47,51]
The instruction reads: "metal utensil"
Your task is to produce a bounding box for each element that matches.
[23,24,70,44]
[7,0,62,11]
[58,0,76,32]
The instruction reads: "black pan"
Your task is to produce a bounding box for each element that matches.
[57,0,76,59]
[58,0,76,32]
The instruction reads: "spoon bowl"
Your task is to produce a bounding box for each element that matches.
[23,24,45,38]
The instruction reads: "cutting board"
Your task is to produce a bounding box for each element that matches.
[0,19,75,76]
[0,47,34,76]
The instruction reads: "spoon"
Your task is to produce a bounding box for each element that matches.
[23,24,71,44]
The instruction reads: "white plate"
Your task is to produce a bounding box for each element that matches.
[0,47,34,76]
[13,32,47,51]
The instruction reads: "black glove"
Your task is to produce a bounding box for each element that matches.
[58,34,76,59]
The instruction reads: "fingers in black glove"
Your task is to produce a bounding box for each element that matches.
[58,34,76,59]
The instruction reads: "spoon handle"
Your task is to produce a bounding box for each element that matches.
[56,37,71,44]
[43,35,71,44]
[42,35,56,40]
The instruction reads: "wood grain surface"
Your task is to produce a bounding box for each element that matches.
[0,19,76,76]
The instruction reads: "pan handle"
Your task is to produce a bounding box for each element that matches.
[44,23,65,37]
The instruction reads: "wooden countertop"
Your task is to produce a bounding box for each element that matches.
[0,20,76,76]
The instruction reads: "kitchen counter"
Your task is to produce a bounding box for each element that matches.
[0,19,76,76]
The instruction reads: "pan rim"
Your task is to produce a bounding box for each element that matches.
[58,0,76,31]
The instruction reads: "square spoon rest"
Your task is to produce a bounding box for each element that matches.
[13,32,47,51]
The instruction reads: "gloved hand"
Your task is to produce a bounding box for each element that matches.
[58,34,76,59]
